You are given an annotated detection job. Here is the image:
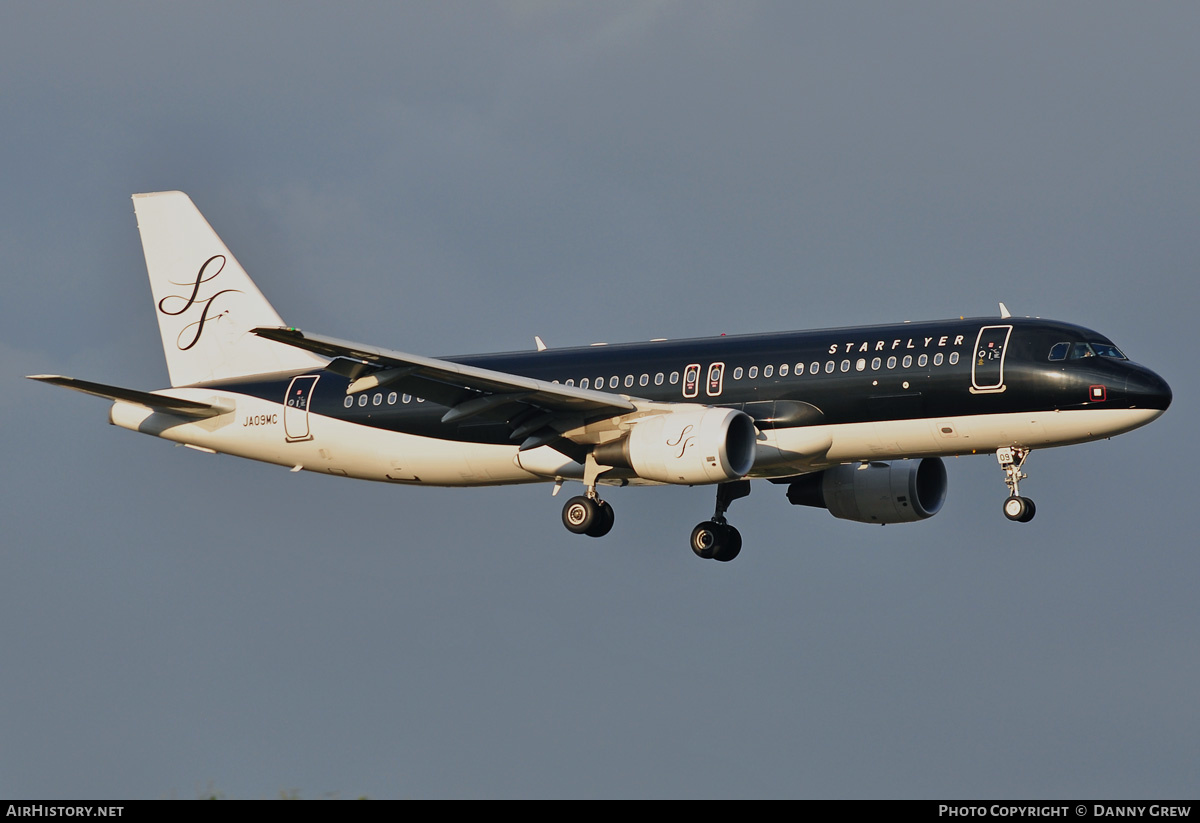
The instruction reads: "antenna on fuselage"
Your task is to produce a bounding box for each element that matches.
[998,302,1012,319]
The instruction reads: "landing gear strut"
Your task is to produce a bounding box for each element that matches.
[997,446,1036,523]
[691,479,751,562]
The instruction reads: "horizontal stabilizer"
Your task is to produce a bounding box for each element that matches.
[26,375,232,418]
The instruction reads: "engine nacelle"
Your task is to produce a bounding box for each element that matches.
[786,458,947,523]
[595,407,757,485]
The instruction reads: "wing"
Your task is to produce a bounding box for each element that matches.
[26,375,232,418]
[252,326,641,453]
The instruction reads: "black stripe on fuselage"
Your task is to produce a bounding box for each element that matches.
[196,317,1166,445]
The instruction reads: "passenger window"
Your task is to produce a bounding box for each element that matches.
[934,353,943,366]
[796,362,805,375]
[810,362,819,375]
[949,352,960,365]
[609,376,619,389]
[733,366,744,380]
[887,356,897,369]
[670,371,679,385]
[343,396,353,408]
[840,360,850,372]
[403,394,412,403]
[902,355,913,368]
[918,354,928,367]
[639,374,649,386]
[358,395,368,407]
[1048,342,1069,361]
[580,378,590,389]
[871,357,881,370]
[655,373,664,385]
[825,361,835,374]
[565,378,575,386]
[388,392,398,404]
[779,364,789,376]
[764,365,773,378]
[624,375,634,388]
[856,358,866,372]
[749,366,759,378]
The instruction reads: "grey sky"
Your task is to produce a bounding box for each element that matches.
[2,2,1197,798]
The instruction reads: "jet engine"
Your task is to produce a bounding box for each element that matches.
[785,458,947,523]
[594,407,757,485]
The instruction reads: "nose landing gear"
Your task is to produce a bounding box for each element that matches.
[997,446,1036,522]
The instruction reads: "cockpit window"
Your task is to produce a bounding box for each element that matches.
[1090,342,1126,359]
[1053,341,1128,361]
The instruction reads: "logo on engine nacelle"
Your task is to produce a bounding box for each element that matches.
[666,424,695,458]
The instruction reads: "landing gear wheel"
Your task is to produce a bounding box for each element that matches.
[713,525,742,562]
[690,521,720,559]
[1003,495,1036,523]
[690,521,742,561]
[586,500,615,538]
[562,496,599,534]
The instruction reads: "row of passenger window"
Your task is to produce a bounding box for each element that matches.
[342,349,965,410]
[558,351,961,389]
[344,392,425,408]
[566,372,679,390]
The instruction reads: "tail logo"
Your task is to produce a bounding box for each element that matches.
[157,255,243,350]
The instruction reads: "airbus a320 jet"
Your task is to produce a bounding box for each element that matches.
[30,192,1172,562]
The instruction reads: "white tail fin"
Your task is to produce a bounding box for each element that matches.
[133,191,326,386]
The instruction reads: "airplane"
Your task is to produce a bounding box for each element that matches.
[29,191,1172,562]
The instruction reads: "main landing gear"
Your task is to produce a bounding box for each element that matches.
[690,479,751,562]
[561,494,615,538]
[997,446,1036,523]
[559,473,752,562]
[561,452,615,537]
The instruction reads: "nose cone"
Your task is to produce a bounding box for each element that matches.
[1126,367,1172,411]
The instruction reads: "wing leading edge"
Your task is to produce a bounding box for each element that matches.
[253,327,637,414]
[252,326,642,453]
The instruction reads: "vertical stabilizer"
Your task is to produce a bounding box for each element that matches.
[133,191,326,386]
